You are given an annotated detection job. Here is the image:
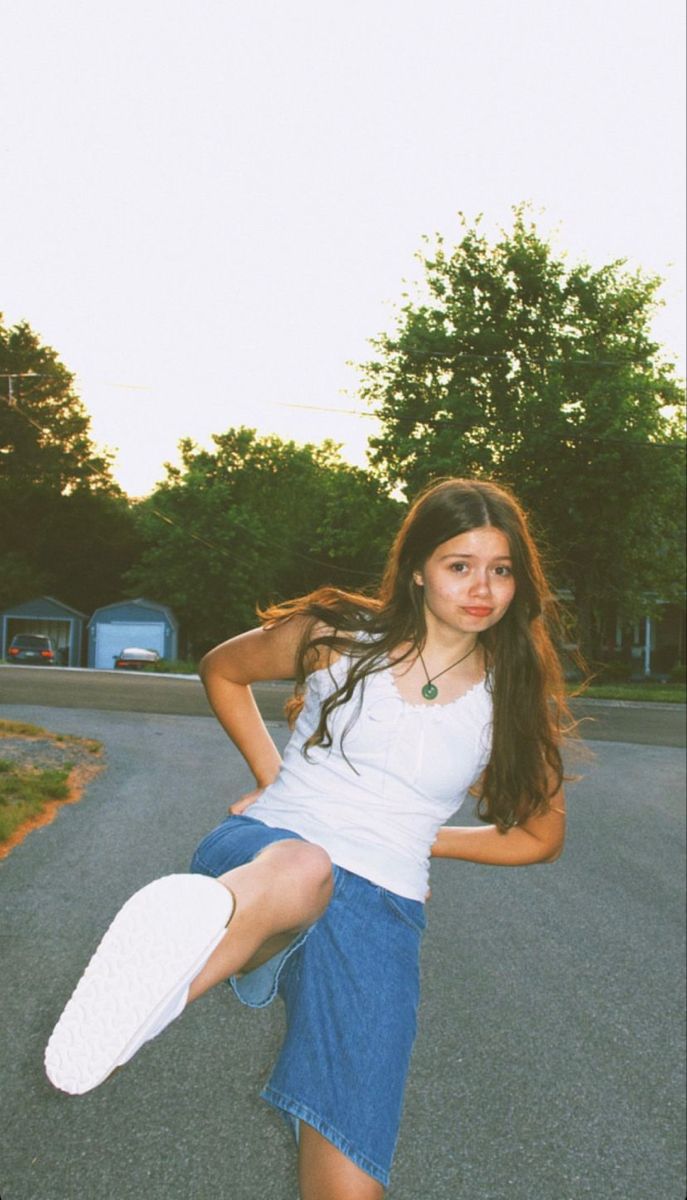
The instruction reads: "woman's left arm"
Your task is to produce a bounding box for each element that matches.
[431,784,566,867]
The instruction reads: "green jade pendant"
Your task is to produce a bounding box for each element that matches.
[418,640,479,702]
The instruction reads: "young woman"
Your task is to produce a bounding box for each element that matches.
[45,477,569,1200]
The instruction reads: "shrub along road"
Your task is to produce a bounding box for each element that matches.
[0,680,684,1200]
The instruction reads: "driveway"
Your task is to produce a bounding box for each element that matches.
[0,700,685,1200]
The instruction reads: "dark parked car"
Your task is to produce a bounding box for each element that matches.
[114,647,161,670]
[7,634,56,664]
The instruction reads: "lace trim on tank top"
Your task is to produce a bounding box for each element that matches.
[305,648,490,717]
[383,660,488,713]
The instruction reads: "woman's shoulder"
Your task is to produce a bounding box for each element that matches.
[303,616,380,676]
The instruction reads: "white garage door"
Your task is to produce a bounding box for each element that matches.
[94,622,165,669]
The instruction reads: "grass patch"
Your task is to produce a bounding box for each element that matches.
[150,659,198,675]
[0,718,48,737]
[52,733,102,753]
[0,719,101,753]
[573,683,687,704]
[0,760,72,843]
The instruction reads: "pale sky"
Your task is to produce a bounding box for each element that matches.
[2,0,685,496]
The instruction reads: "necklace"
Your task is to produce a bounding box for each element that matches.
[417,641,478,700]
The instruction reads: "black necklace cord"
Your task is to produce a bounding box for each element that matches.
[417,641,479,700]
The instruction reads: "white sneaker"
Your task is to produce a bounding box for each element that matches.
[45,874,234,1095]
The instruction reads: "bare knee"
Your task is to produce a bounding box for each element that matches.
[258,840,334,917]
[219,839,333,930]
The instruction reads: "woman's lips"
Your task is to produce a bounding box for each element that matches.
[462,607,493,616]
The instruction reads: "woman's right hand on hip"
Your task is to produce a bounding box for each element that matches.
[229,787,265,815]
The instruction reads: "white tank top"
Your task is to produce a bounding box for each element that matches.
[248,651,493,900]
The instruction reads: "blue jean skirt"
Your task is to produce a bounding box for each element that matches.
[190,814,426,1188]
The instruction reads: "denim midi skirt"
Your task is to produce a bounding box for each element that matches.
[190,813,426,1188]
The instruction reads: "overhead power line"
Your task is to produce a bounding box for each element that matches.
[277,401,684,449]
[0,388,383,579]
[0,390,117,474]
[0,391,381,578]
[3,362,683,587]
[149,507,382,579]
[1,346,679,389]
[2,377,683,463]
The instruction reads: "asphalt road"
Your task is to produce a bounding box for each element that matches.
[1,664,685,747]
[0,682,685,1199]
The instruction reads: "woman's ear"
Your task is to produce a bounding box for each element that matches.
[413,571,424,587]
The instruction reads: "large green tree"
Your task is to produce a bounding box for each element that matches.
[128,428,402,657]
[0,316,140,613]
[0,317,113,491]
[358,209,685,657]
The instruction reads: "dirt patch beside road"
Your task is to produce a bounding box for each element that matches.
[0,719,104,859]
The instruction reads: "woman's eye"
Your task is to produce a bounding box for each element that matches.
[450,562,468,572]
[494,565,513,576]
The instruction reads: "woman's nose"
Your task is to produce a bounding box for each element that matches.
[468,572,491,596]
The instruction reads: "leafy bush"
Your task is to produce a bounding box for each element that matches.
[150,659,199,675]
[592,659,632,683]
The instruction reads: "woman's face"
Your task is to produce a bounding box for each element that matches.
[413,525,516,638]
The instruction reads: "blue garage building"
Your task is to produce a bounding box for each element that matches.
[1,596,87,666]
[88,598,178,670]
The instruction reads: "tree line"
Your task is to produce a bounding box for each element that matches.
[1,208,684,663]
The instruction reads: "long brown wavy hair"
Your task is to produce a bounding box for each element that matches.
[260,477,573,830]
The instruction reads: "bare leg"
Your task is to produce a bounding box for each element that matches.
[188,839,333,1002]
[298,1123,385,1200]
